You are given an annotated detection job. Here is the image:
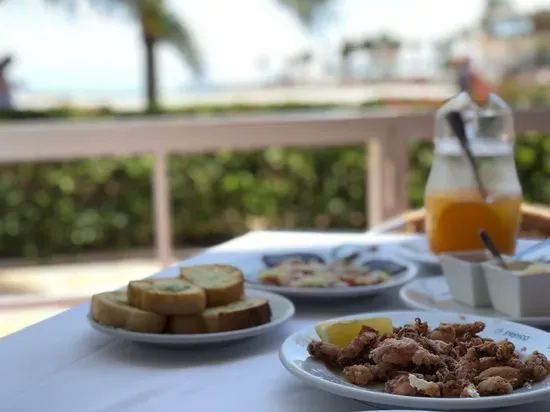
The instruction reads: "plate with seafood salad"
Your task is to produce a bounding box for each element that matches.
[245,244,418,298]
[279,311,550,410]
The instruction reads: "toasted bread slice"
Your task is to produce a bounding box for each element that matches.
[127,278,206,315]
[91,291,166,333]
[179,264,245,307]
[167,297,272,334]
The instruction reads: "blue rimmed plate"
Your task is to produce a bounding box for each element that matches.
[244,246,418,299]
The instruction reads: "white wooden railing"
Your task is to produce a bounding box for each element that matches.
[0,107,549,267]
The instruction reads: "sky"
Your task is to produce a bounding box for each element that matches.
[0,0,548,97]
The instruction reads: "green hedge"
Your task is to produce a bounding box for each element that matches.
[0,106,548,259]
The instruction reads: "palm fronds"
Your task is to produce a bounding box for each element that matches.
[43,0,202,74]
[277,0,332,28]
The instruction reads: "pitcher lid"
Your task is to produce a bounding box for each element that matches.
[434,92,515,150]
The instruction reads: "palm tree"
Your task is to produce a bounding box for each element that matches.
[278,0,335,82]
[360,34,401,79]
[339,40,355,77]
[277,0,333,28]
[45,0,202,111]
[339,39,374,79]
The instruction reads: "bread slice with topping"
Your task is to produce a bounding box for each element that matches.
[127,278,206,315]
[179,264,245,307]
[167,297,271,334]
[91,291,166,333]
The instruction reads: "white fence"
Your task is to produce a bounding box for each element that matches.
[1,107,549,266]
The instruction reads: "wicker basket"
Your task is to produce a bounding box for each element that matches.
[370,203,550,239]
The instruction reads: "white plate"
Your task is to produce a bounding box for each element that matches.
[395,238,541,268]
[279,310,550,410]
[88,289,294,346]
[244,250,418,299]
[399,276,550,327]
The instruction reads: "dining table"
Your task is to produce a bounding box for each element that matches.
[1,230,549,412]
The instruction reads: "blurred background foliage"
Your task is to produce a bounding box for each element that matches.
[0,105,548,260]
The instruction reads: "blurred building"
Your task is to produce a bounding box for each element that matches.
[476,0,548,83]
[440,0,548,90]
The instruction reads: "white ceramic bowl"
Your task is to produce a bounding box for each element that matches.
[440,251,492,307]
[482,261,550,318]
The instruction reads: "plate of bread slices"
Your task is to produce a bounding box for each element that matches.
[88,264,295,346]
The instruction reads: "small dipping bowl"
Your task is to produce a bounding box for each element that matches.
[482,261,550,318]
[439,251,492,307]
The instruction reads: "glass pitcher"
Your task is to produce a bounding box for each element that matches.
[424,92,522,255]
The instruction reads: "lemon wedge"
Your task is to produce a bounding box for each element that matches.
[315,317,393,348]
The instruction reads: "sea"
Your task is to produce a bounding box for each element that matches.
[12,48,448,110]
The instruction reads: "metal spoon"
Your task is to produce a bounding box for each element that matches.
[479,229,508,268]
[446,111,490,201]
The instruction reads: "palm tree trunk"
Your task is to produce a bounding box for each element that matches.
[143,33,159,112]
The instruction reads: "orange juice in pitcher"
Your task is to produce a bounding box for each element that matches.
[424,92,522,255]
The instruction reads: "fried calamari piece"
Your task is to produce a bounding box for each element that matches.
[385,374,417,396]
[431,321,486,343]
[370,337,420,366]
[385,374,441,397]
[464,336,486,349]
[343,361,402,386]
[394,318,429,340]
[343,364,378,386]
[438,378,469,398]
[473,341,499,357]
[477,376,513,396]
[479,356,499,371]
[476,366,525,389]
[524,351,550,382]
[408,374,441,397]
[413,318,430,335]
[434,360,455,384]
[307,340,341,367]
[429,324,456,343]
[454,321,486,337]
[375,362,401,381]
[496,340,517,361]
[478,353,523,373]
[415,335,450,355]
[461,383,481,398]
[338,326,380,366]
[455,348,480,381]
[474,340,516,361]
[412,347,444,368]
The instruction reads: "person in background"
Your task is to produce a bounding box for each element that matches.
[0,55,14,111]
[452,54,492,104]
[470,67,491,104]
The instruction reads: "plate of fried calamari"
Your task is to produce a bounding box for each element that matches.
[279,311,550,410]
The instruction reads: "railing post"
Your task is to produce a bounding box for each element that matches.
[366,123,409,227]
[152,151,173,267]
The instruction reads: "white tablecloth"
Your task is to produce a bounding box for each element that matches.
[0,231,548,412]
